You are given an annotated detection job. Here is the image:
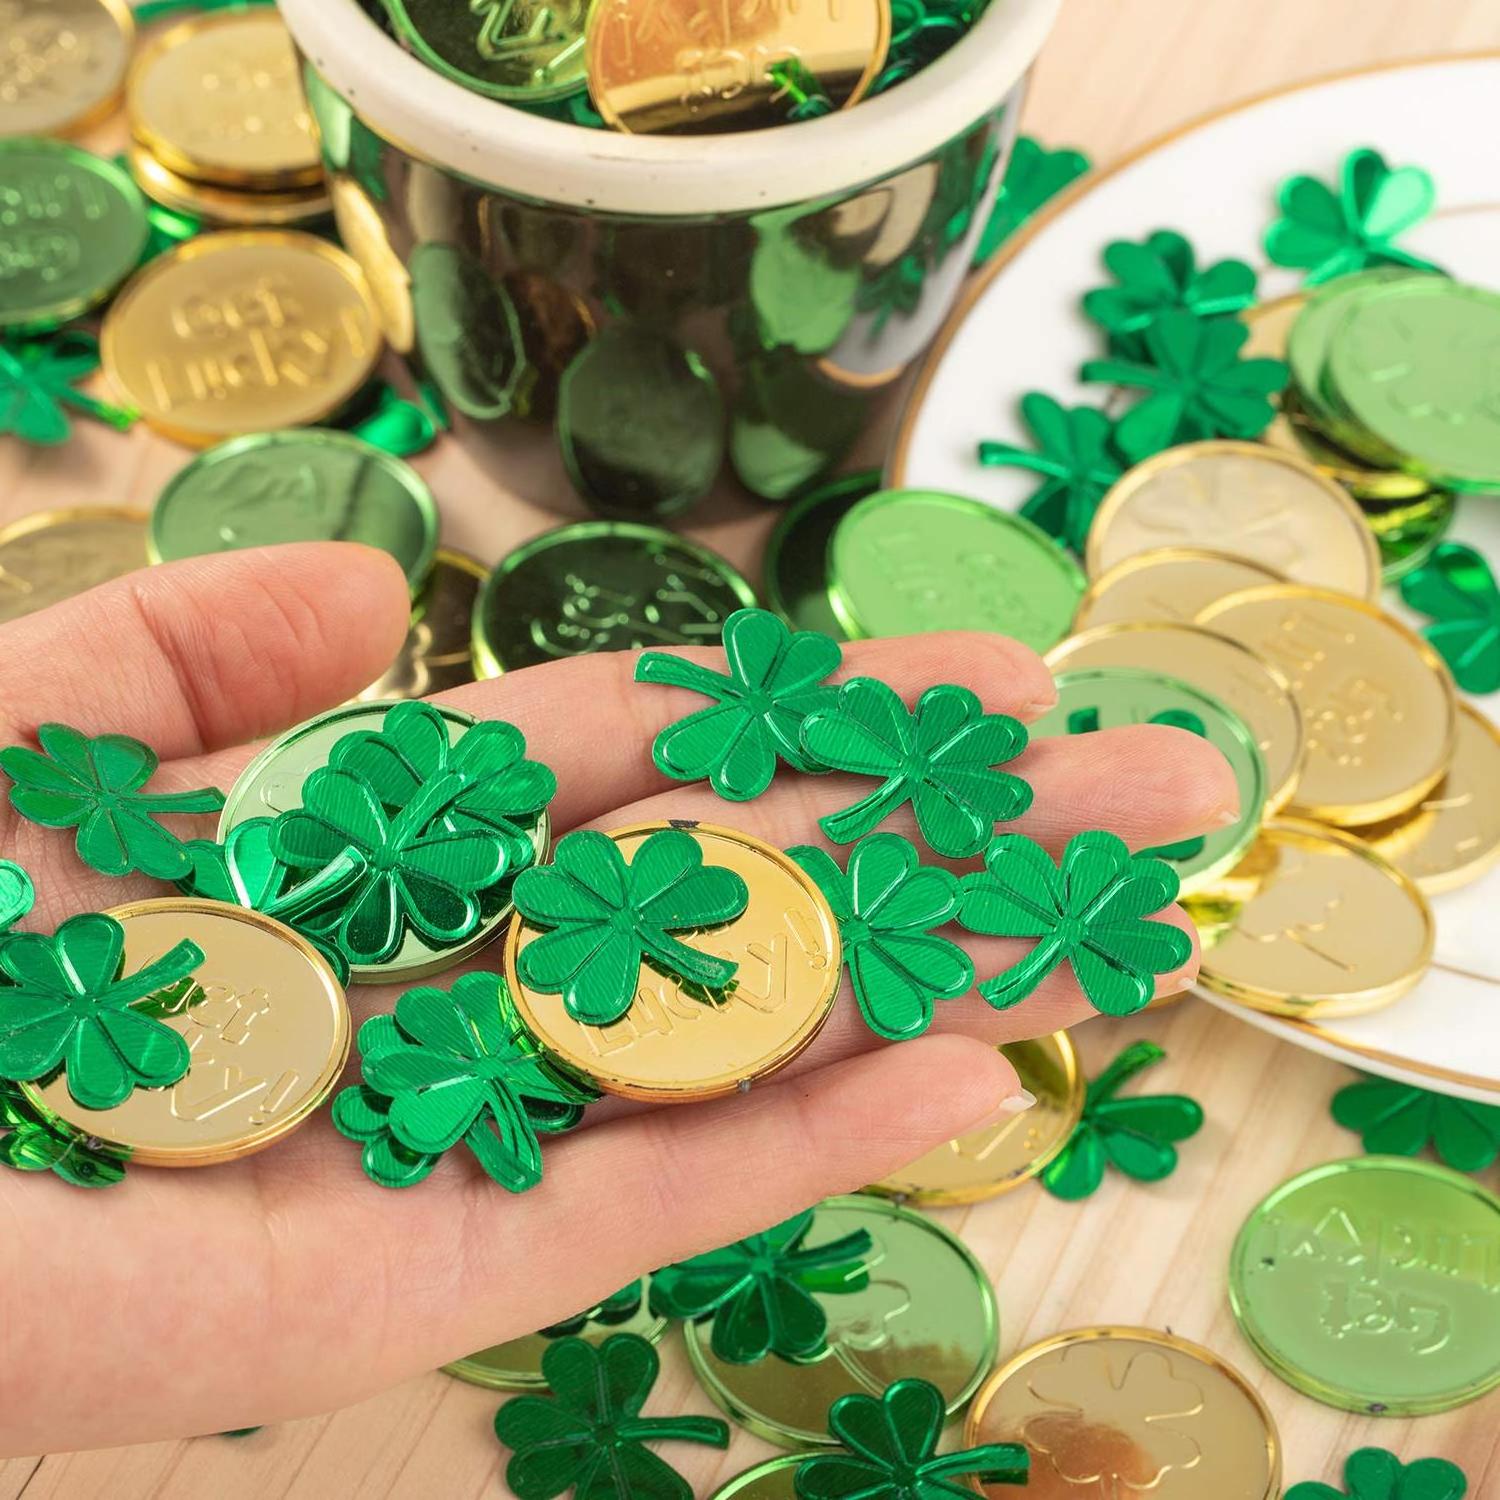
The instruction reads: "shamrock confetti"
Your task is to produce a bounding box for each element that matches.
[1331,1075,1500,1174]
[493,1334,729,1500]
[512,829,749,1026]
[270,767,509,967]
[1,724,226,882]
[977,393,1135,553]
[1285,1447,1467,1500]
[0,1077,126,1187]
[1081,229,1257,346]
[0,859,35,937]
[0,332,137,446]
[1041,1040,1203,1200]
[649,1207,872,1364]
[332,1029,441,1190]
[959,830,1191,1016]
[331,702,555,873]
[348,382,441,457]
[788,834,973,1042]
[795,1379,1029,1498]
[1399,542,1500,694]
[974,135,1091,267]
[1265,147,1442,285]
[541,1282,646,1339]
[1080,310,1289,456]
[801,680,1032,859]
[0,913,202,1111]
[636,608,842,801]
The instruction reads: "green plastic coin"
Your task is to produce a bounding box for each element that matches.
[1360,488,1457,582]
[685,1195,998,1450]
[557,323,725,521]
[829,489,1085,648]
[0,139,149,334]
[410,242,524,421]
[149,430,438,593]
[764,469,880,640]
[1033,668,1267,897]
[1329,278,1500,492]
[219,700,549,982]
[1229,1156,1500,1416]
[709,1458,802,1500]
[472,522,756,676]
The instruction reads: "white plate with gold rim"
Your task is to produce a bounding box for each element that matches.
[890,53,1500,1103]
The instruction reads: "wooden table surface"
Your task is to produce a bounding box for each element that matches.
[4,0,1500,1495]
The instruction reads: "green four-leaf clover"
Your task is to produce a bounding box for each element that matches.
[0,1078,127,1187]
[1398,542,1500,695]
[1285,1446,1467,1500]
[789,834,973,1042]
[959,830,1191,1016]
[801,680,1032,859]
[1082,229,1257,346]
[1332,1075,1500,1174]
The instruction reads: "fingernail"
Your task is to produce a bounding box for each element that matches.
[1024,696,1059,718]
[966,1089,1037,1132]
[1211,806,1242,828]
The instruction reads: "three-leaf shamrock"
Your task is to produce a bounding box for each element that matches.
[0,1078,126,1187]
[1265,147,1442,285]
[801,680,1032,859]
[1040,1040,1204,1200]
[795,1379,1028,1499]
[270,766,508,967]
[541,1282,645,1339]
[973,135,1091,267]
[977,392,1135,554]
[1285,1447,1467,1500]
[650,1206,872,1364]
[512,829,749,1026]
[1,724,226,881]
[1398,542,1500,694]
[493,1334,729,1500]
[0,913,203,1110]
[1080,310,1289,457]
[788,834,973,1042]
[0,332,137,446]
[959,830,1191,1016]
[0,859,35,938]
[1331,1075,1500,1174]
[636,608,842,801]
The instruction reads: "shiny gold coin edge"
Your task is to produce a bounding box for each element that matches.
[442,1309,672,1391]
[1073,544,1287,633]
[128,144,332,228]
[1,0,137,137]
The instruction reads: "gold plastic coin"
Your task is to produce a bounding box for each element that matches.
[507,823,842,1102]
[25,900,350,1166]
[1087,440,1380,600]
[1047,622,1305,816]
[0,0,134,136]
[1196,819,1434,1019]
[1198,584,1457,827]
[0,506,147,624]
[126,10,322,190]
[964,1326,1281,1500]
[129,144,332,229]
[329,175,413,353]
[1360,703,1500,896]
[1073,546,1284,633]
[101,230,383,445]
[866,1034,1082,1205]
[357,549,487,702]
[585,0,891,135]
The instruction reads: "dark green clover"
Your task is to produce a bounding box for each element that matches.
[636,607,842,801]
[1398,542,1500,695]
[330,701,556,873]
[1041,1040,1203,1200]
[0,859,35,939]
[795,1379,1028,1499]
[800,680,1032,860]
[1080,309,1289,457]
[974,134,1091,267]
[512,829,749,1027]
[1,724,226,882]
[977,392,1137,554]
[0,332,137,446]
[0,912,203,1111]
[0,1078,126,1187]
[493,1334,729,1500]
[541,1282,645,1339]
[960,830,1191,1016]
[270,766,508,968]
[348,382,441,458]
[788,834,973,1042]
[1265,147,1442,285]
[1332,1075,1500,1175]
[332,1014,441,1190]
[1286,1447,1467,1500]
[649,1207,872,1365]
[181,820,366,983]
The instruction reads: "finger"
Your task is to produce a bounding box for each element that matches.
[0,544,410,759]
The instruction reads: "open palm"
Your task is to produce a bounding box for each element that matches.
[0,543,1232,1455]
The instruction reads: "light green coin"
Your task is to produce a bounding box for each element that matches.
[0,138,149,334]
[764,469,880,639]
[1033,668,1267,896]
[829,489,1085,648]
[1230,1156,1500,1416]
[709,1458,803,1500]
[150,431,438,593]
